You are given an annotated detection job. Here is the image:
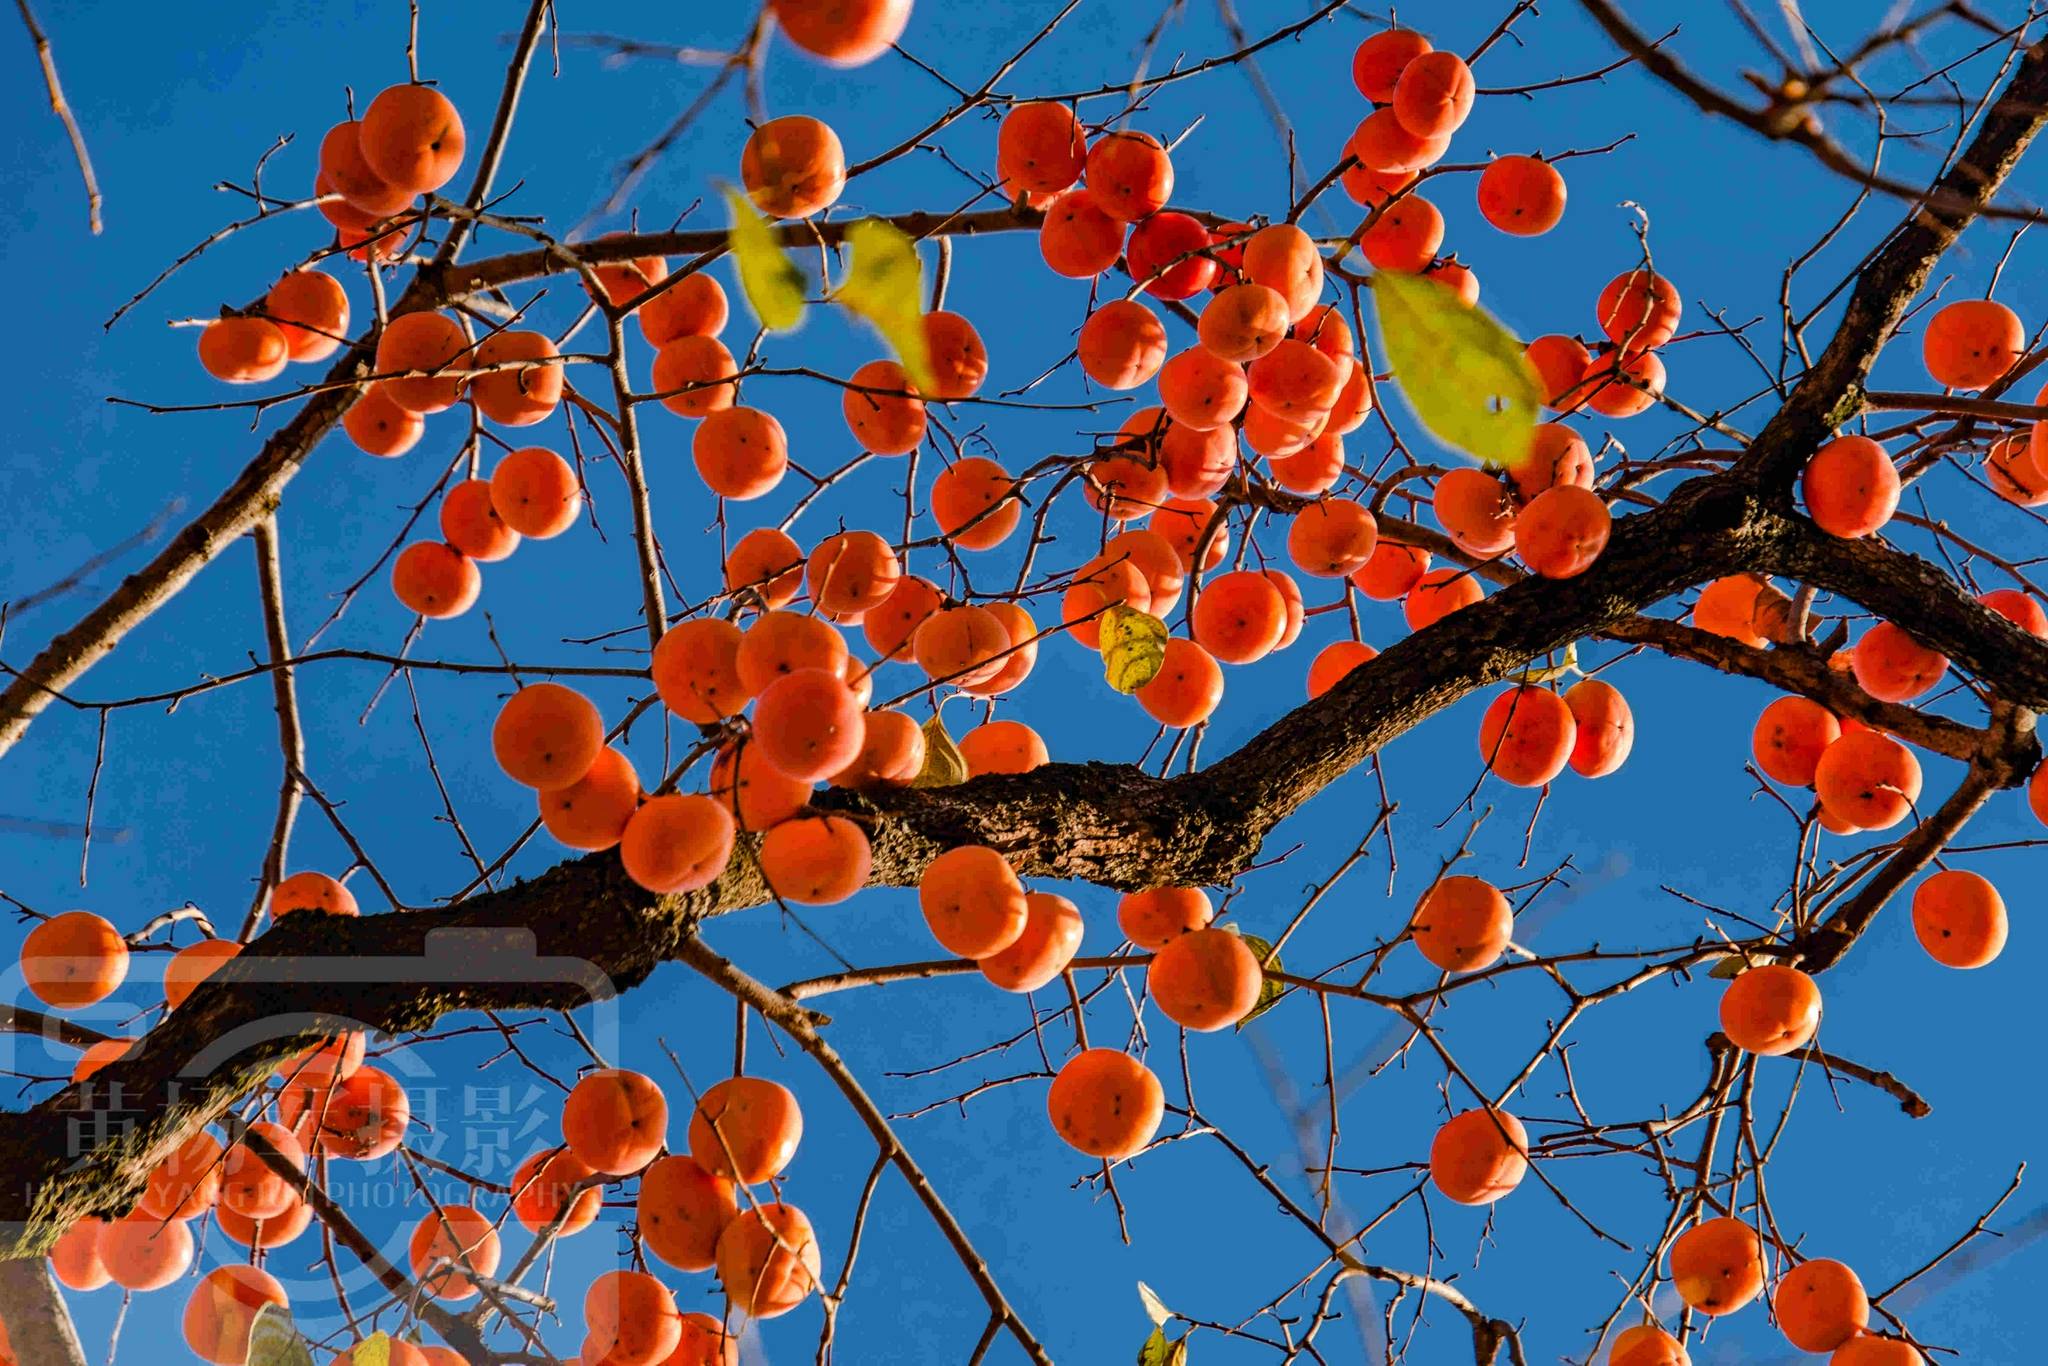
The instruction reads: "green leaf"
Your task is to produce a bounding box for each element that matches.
[832,219,936,393]
[1370,269,1541,467]
[1100,605,1169,695]
[352,1334,392,1366]
[911,711,969,788]
[1235,931,1285,1030]
[248,1305,315,1366]
[1136,1280,1173,1329]
[724,186,806,332]
[1138,1327,1171,1366]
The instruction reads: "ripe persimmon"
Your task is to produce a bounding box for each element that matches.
[139,1129,224,1220]
[493,683,603,790]
[1993,430,2048,504]
[1565,678,1634,777]
[511,1146,602,1237]
[736,610,848,694]
[408,1204,500,1301]
[652,335,739,418]
[831,708,925,788]
[100,1211,194,1291]
[930,457,1019,549]
[997,101,1086,193]
[1479,686,1576,787]
[1922,298,2023,389]
[319,119,412,216]
[1579,347,1665,418]
[539,745,640,851]
[1126,212,1217,299]
[263,270,349,362]
[1911,868,2007,968]
[1753,697,1840,787]
[563,1068,667,1176]
[1429,1108,1529,1204]
[216,1195,312,1250]
[1830,1339,1926,1365]
[1802,436,1899,538]
[1240,225,1325,323]
[1512,424,1596,501]
[1118,887,1211,949]
[1085,130,1173,222]
[619,793,736,894]
[1158,347,1249,432]
[1477,155,1566,236]
[22,910,128,1008]
[1393,50,1475,138]
[1079,299,1169,388]
[584,1269,682,1366]
[1719,963,1821,1055]
[959,719,1048,776]
[440,479,519,562]
[758,814,872,904]
[753,668,867,780]
[471,328,562,427]
[182,1263,287,1364]
[1351,542,1430,600]
[1249,340,1344,422]
[1526,335,1594,412]
[638,1154,739,1273]
[1411,876,1513,973]
[919,845,1028,958]
[710,739,814,831]
[768,0,910,65]
[375,310,469,413]
[1608,1324,1689,1366]
[921,309,989,399]
[1199,283,1291,363]
[490,445,580,538]
[1150,495,1229,572]
[199,317,290,384]
[1597,270,1681,352]
[1039,188,1122,277]
[1434,467,1517,555]
[1404,567,1483,631]
[1517,485,1610,578]
[1980,587,2048,637]
[1148,927,1263,1031]
[1851,622,1948,701]
[641,271,729,344]
[1047,1049,1164,1158]
[979,892,1084,992]
[1350,109,1449,176]
[1307,639,1377,699]
[716,1202,822,1318]
[1137,637,1225,728]
[281,1065,410,1159]
[360,84,465,193]
[688,1076,803,1184]
[1775,1259,1870,1353]
[220,1120,305,1220]
[741,115,846,219]
[1351,28,1431,102]
[344,385,425,457]
[1193,570,1289,664]
[652,619,754,724]
[843,359,926,454]
[391,542,479,619]
[1668,1216,1765,1318]
[50,1217,109,1291]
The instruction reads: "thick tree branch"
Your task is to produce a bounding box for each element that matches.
[0,1255,88,1366]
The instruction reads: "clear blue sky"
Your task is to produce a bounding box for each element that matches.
[2,1,2043,1362]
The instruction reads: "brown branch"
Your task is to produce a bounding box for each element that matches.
[243,516,303,940]
[0,1255,88,1366]
[14,0,100,235]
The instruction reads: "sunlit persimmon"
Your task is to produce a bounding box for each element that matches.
[652,335,739,418]
[1851,622,1948,701]
[319,119,412,216]
[997,101,1086,193]
[1151,495,1229,572]
[1692,574,1780,647]
[931,456,1020,549]
[182,1263,287,1364]
[1579,347,1666,418]
[1608,1323,1689,1366]
[710,739,813,831]
[409,1204,500,1301]
[1249,339,1344,422]
[220,1120,305,1221]
[50,1217,109,1290]
[1775,1259,1870,1353]
[491,445,581,538]
[1137,637,1224,728]
[1429,1108,1529,1204]
[1479,686,1576,787]
[360,83,463,193]
[493,683,603,790]
[216,1195,313,1250]
[919,845,1028,958]
[584,1268,681,1366]
[958,720,1047,777]
[375,310,469,413]
[1158,346,1249,432]
[1079,298,1169,389]
[1814,729,1922,830]
[843,358,926,453]
[1084,130,1173,222]
[1923,297,2023,389]
[641,271,729,344]
[198,316,290,384]
[768,0,910,65]
[652,619,753,724]
[1351,27,1432,101]
[511,1146,602,1237]
[282,1064,410,1160]
[1410,875,1513,973]
[439,479,519,562]
[1341,160,1417,207]
[139,1129,224,1220]
[1424,258,1480,306]
[1305,639,1376,699]
[978,892,1084,992]
[470,328,561,427]
[1669,1216,1765,1316]
[344,385,425,457]
[741,115,845,219]
[1125,212,1216,299]
[1565,678,1634,777]
[1241,224,1324,323]
[1039,188,1123,277]
[1752,697,1841,787]
[1199,282,1290,363]
[1393,48,1474,137]
[807,529,901,617]
[539,745,640,851]
[638,1154,739,1273]
[563,1068,667,1176]
[263,269,349,362]
[100,1211,194,1291]
[831,708,925,788]
[1911,868,2007,968]
[1404,567,1483,631]
[1105,527,1187,611]
[1993,431,2048,504]
[1434,466,1517,555]
[1512,423,1595,501]
[688,1076,804,1184]
[1288,499,1379,577]
[587,237,667,309]
[759,814,872,904]
[1047,1049,1163,1158]
[1719,963,1821,1055]
[1190,571,1286,665]
[1517,485,1610,578]
[1351,542,1430,601]
[1149,927,1262,1031]
[737,611,848,696]
[1525,334,1594,413]
[1596,269,1682,351]
[1477,155,1566,235]
[1979,587,2048,637]
[716,1202,822,1318]
[693,405,788,500]
[1802,435,1899,537]
[22,910,128,1009]
[620,793,736,894]
[1350,108,1449,176]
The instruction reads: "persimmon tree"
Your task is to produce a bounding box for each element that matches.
[3,1,2046,1364]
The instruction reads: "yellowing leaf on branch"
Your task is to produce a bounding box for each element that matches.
[1370,269,1541,467]
[911,711,969,788]
[1136,1280,1173,1329]
[248,1305,315,1366]
[352,1335,393,1366]
[833,218,936,393]
[723,186,806,332]
[1505,642,1580,686]
[1235,930,1284,1029]
[1099,605,1169,694]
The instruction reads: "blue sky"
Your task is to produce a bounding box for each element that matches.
[2,1,2044,1362]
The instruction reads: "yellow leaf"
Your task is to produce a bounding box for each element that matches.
[833,219,935,393]
[1505,642,1580,686]
[352,1335,392,1366]
[724,186,806,332]
[1370,269,1541,467]
[248,1305,314,1366]
[1100,605,1169,694]
[911,712,968,788]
